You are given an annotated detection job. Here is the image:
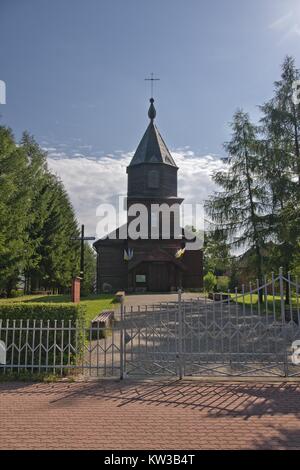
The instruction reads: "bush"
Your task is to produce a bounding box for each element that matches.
[217,276,230,292]
[204,272,217,293]
[0,302,85,322]
[0,303,86,375]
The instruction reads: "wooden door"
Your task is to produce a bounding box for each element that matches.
[149,262,170,292]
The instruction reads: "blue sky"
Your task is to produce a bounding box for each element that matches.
[1,0,300,234]
[1,0,300,155]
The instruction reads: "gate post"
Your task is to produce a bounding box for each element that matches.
[178,289,183,379]
[279,267,288,377]
[120,296,125,380]
[279,267,285,324]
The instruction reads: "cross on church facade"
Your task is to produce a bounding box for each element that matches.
[145,73,160,98]
[71,225,95,279]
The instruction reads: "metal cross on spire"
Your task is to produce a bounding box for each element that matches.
[145,73,160,98]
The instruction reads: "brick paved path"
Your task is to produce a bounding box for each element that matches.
[0,379,300,450]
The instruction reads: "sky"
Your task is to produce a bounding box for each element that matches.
[1,0,300,236]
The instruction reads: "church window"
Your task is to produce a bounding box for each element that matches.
[148,170,159,188]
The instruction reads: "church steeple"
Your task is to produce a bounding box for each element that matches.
[128,98,177,167]
[127,98,179,200]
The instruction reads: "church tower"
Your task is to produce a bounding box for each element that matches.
[94,97,203,293]
[126,98,183,240]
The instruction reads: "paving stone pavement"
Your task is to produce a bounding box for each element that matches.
[0,379,300,450]
[124,292,201,310]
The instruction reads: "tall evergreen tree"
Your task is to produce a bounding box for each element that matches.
[0,128,84,296]
[0,127,32,296]
[205,111,270,293]
[33,173,80,292]
[260,56,300,299]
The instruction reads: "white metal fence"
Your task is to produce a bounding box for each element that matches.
[1,269,300,378]
[0,319,121,377]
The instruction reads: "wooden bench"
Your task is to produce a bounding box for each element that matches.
[91,310,115,328]
[115,291,125,302]
[91,310,115,339]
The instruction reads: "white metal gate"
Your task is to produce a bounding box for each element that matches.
[1,269,300,379]
[121,269,300,378]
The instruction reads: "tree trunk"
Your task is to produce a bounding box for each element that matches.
[292,105,300,184]
[284,263,290,306]
[244,136,264,303]
[6,279,14,298]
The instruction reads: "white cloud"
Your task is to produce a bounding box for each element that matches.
[47,150,225,239]
[269,12,293,30]
[269,9,300,43]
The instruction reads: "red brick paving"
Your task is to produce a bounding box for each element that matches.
[0,379,300,450]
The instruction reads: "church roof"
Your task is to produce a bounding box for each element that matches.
[128,98,177,168]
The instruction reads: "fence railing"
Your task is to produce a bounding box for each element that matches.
[0,319,121,377]
[1,269,300,378]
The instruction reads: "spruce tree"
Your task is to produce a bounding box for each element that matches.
[0,127,32,296]
[205,111,270,295]
[260,56,300,301]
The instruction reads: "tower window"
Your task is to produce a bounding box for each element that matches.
[148,170,159,188]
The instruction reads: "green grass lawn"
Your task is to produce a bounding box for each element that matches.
[0,294,118,322]
[228,293,300,317]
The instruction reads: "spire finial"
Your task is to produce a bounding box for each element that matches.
[148,98,156,121]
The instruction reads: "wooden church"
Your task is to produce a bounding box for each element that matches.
[94,98,203,293]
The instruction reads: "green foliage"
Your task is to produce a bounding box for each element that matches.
[0,127,32,295]
[0,293,116,323]
[81,244,96,296]
[205,111,269,284]
[205,56,300,296]
[203,272,217,293]
[0,302,86,375]
[217,276,229,292]
[204,229,230,275]
[0,127,83,297]
[0,302,85,322]
[259,56,300,280]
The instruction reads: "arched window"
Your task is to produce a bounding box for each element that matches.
[147,170,159,188]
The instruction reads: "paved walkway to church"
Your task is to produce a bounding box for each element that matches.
[1,379,300,450]
[124,292,202,309]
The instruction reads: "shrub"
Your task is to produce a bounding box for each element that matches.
[217,276,230,292]
[204,272,217,293]
[0,302,85,322]
[0,303,86,375]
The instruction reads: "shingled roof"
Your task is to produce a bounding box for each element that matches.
[128,98,177,167]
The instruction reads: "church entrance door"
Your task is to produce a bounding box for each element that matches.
[148,262,170,292]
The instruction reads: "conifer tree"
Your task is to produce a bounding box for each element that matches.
[0,127,32,296]
[205,111,270,293]
[260,56,300,300]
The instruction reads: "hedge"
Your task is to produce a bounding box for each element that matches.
[0,302,85,322]
[0,303,86,375]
